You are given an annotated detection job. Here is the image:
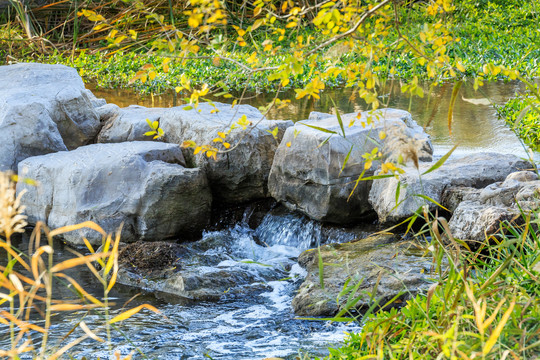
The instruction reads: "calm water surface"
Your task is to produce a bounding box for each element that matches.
[90,79,539,159]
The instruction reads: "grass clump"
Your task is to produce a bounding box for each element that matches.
[0,172,160,358]
[324,215,540,359]
[500,95,540,151]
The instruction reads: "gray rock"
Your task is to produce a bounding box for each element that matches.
[449,171,540,242]
[0,63,102,171]
[17,142,211,245]
[99,102,293,203]
[441,186,482,213]
[292,234,436,317]
[308,111,333,121]
[369,153,531,224]
[268,108,433,224]
[95,103,121,123]
[97,105,165,143]
[114,231,289,300]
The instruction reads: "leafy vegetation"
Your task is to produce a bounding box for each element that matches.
[322,211,540,359]
[500,94,540,151]
[0,172,160,358]
[2,0,540,358]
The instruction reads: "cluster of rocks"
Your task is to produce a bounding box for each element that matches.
[4,63,538,317]
[5,63,292,245]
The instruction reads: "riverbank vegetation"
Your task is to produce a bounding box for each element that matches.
[1,0,540,358]
[1,0,539,93]
[0,172,160,358]
[325,214,540,359]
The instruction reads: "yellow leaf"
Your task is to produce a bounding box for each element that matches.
[483,299,515,355]
[223,142,231,149]
[109,304,161,324]
[49,221,106,238]
[50,252,110,273]
[286,142,291,147]
[286,21,297,28]
[194,147,203,155]
[80,321,104,342]
[148,71,156,81]
[50,304,101,311]
[379,131,386,140]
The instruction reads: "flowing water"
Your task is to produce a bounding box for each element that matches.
[2,80,538,358]
[1,208,374,359]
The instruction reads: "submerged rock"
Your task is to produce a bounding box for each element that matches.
[449,171,540,242]
[0,63,103,171]
[98,102,293,204]
[292,234,436,317]
[369,152,531,224]
[268,108,432,224]
[17,141,211,245]
[115,228,292,301]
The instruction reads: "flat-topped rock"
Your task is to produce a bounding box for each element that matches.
[98,102,293,203]
[17,141,211,245]
[268,108,433,224]
[292,234,437,316]
[0,63,103,171]
[369,152,531,224]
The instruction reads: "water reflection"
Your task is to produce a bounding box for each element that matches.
[89,79,539,159]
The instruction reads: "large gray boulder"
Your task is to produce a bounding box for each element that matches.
[17,142,211,245]
[0,63,103,171]
[292,234,437,317]
[368,153,531,224]
[98,102,293,203]
[449,171,540,242]
[268,108,433,224]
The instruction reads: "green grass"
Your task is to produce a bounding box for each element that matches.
[500,95,540,151]
[323,215,540,359]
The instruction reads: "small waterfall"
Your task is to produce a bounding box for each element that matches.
[253,209,361,252]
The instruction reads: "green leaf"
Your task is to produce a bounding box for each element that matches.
[318,246,325,290]
[395,181,401,206]
[339,145,354,176]
[331,98,346,138]
[295,317,354,322]
[422,144,458,175]
[413,194,449,211]
[357,174,394,181]
[447,80,463,135]
[300,122,338,135]
[317,135,333,148]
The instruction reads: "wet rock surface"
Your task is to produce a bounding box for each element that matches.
[449,171,540,242]
[17,141,211,245]
[0,63,103,171]
[292,234,437,317]
[268,108,432,224]
[369,152,531,224]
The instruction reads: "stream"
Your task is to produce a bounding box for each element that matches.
[1,80,537,359]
